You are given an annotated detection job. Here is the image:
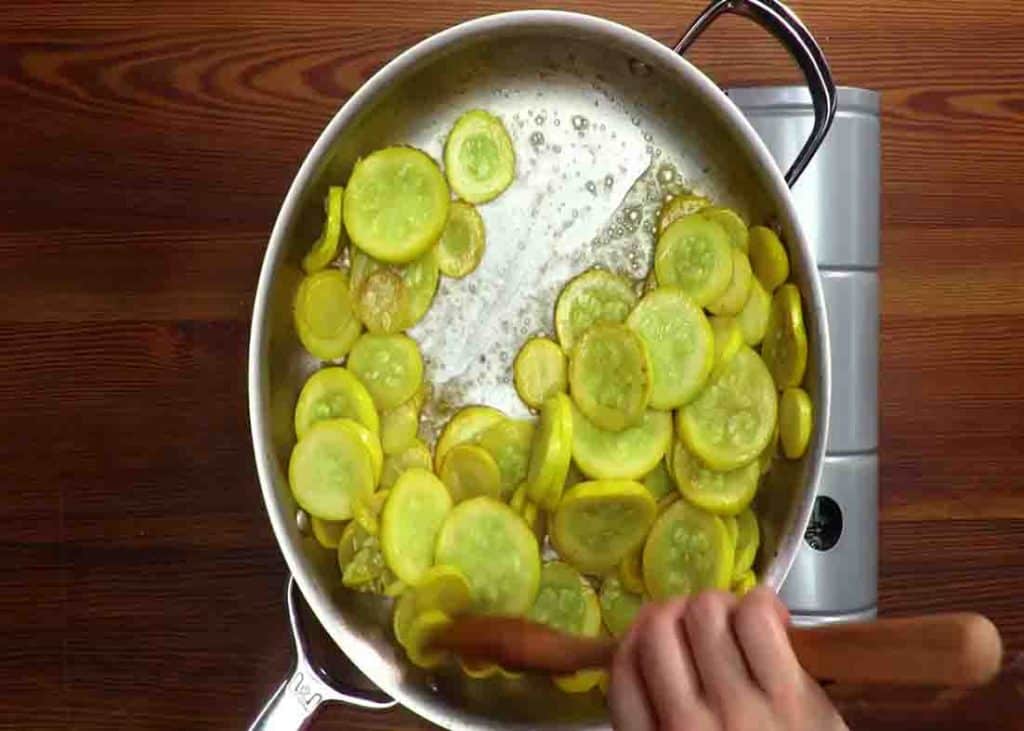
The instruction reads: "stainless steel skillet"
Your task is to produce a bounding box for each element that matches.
[248,1,835,727]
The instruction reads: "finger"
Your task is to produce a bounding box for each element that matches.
[636,598,709,726]
[684,590,760,708]
[733,586,806,697]
[608,606,657,731]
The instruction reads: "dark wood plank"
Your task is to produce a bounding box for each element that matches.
[879,521,1024,649]
[2,0,1024,729]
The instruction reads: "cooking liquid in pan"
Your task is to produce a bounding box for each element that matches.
[406,59,735,445]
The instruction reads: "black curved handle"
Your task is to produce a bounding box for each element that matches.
[674,0,837,187]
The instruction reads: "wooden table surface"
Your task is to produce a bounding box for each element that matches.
[3,0,1024,728]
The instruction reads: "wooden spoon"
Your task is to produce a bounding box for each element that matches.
[432,612,1003,687]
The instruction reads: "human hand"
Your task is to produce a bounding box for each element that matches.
[608,587,847,731]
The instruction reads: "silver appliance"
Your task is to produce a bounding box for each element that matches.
[728,86,881,625]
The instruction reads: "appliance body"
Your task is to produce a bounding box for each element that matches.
[729,86,880,625]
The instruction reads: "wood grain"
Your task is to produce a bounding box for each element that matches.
[2,0,1024,729]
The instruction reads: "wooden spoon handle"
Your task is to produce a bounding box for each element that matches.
[433,615,616,674]
[434,612,1002,687]
[788,612,1003,687]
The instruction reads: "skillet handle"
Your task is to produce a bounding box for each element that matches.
[674,0,836,187]
[249,578,396,730]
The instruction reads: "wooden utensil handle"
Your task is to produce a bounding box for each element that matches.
[788,613,1003,687]
[433,615,617,673]
[436,612,1003,687]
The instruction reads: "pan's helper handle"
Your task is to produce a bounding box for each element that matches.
[789,612,1004,687]
[249,578,396,731]
[674,0,837,187]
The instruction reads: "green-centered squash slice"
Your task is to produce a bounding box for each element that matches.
[350,248,439,333]
[779,386,813,459]
[643,499,733,599]
[555,269,638,351]
[337,520,400,595]
[658,193,710,234]
[379,386,427,455]
[551,480,656,574]
[678,346,777,471]
[761,283,809,390]
[439,443,502,503]
[759,421,779,476]
[404,610,452,669]
[700,206,749,253]
[393,247,440,331]
[671,439,759,516]
[527,561,602,637]
[514,337,568,410]
[619,549,645,594]
[393,564,472,648]
[435,497,541,615]
[437,200,486,278]
[707,248,753,316]
[525,393,573,510]
[654,213,733,307]
[530,563,608,692]
[626,287,713,409]
[393,589,423,648]
[736,278,771,347]
[411,564,472,616]
[351,490,388,536]
[444,110,516,204]
[599,575,644,638]
[347,333,423,411]
[380,439,433,491]
[569,322,651,431]
[311,517,346,550]
[294,269,363,360]
[289,419,375,521]
[475,418,535,498]
[344,146,449,264]
[352,269,409,335]
[572,405,671,480]
[332,418,383,485]
[748,226,789,291]
[336,506,373,567]
[434,405,505,471]
[294,367,379,440]
[302,186,345,273]
[709,316,744,375]
[380,468,452,585]
[732,507,760,579]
